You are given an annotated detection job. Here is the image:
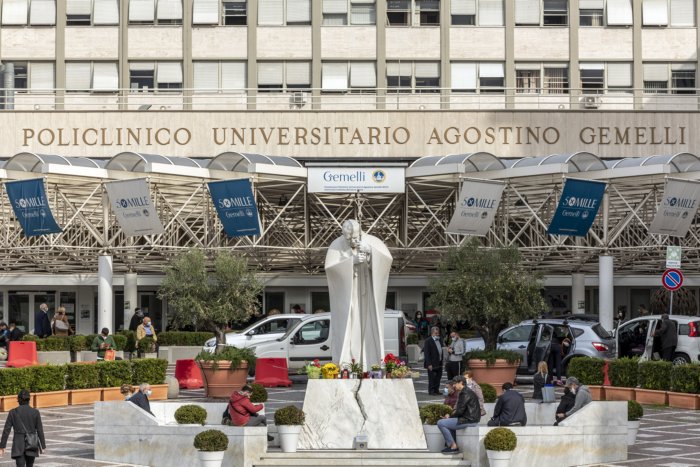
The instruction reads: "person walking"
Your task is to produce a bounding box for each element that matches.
[437,376,481,454]
[654,313,678,362]
[532,361,552,401]
[423,326,444,395]
[129,383,154,416]
[128,308,144,332]
[50,307,71,337]
[33,304,51,338]
[0,390,46,466]
[446,331,465,381]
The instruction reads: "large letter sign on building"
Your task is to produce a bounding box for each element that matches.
[105,179,164,236]
[649,179,700,238]
[208,179,261,237]
[547,179,607,237]
[446,179,505,236]
[5,178,62,237]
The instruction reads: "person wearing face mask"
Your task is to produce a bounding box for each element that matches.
[443,381,459,409]
[555,377,591,423]
[129,383,154,416]
[463,370,486,416]
[128,307,144,332]
[423,326,444,396]
[553,386,576,426]
[91,328,117,360]
[136,317,158,354]
[51,307,71,337]
[446,331,465,380]
[414,312,429,339]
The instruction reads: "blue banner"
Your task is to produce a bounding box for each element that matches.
[547,179,606,237]
[208,179,261,237]
[5,178,62,237]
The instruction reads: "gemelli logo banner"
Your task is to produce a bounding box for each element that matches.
[104,178,164,236]
[208,179,261,237]
[649,179,700,237]
[5,178,62,236]
[548,178,607,237]
[446,179,505,236]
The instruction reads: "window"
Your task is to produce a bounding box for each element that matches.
[223,0,247,25]
[543,66,568,93]
[2,0,55,25]
[580,62,632,93]
[258,61,310,91]
[516,67,540,93]
[129,0,183,25]
[192,0,247,25]
[13,62,55,91]
[644,63,696,94]
[451,62,503,93]
[515,0,567,26]
[259,0,311,25]
[387,0,440,26]
[293,319,329,345]
[451,0,503,26]
[388,61,439,92]
[323,0,376,25]
[322,62,376,92]
[606,0,633,25]
[193,61,246,92]
[66,62,119,92]
[500,325,533,343]
[67,0,118,25]
[643,0,694,27]
[579,0,603,26]
[11,62,28,89]
[129,62,183,91]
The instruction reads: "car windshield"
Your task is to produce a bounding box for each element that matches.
[591,323,612,339]
[278,320,307,341]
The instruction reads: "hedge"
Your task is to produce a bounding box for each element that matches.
[608,357,639,388]
[66,363,101,390]
[638,360,673,391]
[132,358,169,385]
[29,365,66,392]
[0,368,32,396]
[157,332,215,347]
[97,360,132,388]
[671,364,700,394]
[21,334,127,352]
[567,358,605,386]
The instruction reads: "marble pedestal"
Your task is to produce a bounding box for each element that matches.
[298,379,427,450]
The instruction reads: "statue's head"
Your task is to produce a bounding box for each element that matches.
[341,220,360,244]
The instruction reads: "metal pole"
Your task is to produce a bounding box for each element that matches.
[669,290,674,316]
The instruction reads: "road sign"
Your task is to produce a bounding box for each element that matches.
[662,268,683,291]
[666,246,682,268]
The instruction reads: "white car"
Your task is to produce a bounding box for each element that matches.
[249,310,408,371]
[202,314,305,352]
[616,314,700,365]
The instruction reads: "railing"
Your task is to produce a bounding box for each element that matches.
[2,87,700,111]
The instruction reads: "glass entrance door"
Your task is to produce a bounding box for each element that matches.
[7,291,57,333]
[140,293,163,331]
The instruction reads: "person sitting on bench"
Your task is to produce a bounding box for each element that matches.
[488,382,527,426]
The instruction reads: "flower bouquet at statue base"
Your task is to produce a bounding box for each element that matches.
[300,359,322,379]
[321,362,339,379]
[370,364,383,379]
[341,359,364,379]
[383,353,419,379]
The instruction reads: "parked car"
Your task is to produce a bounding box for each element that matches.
[249,309,408,371]
[202,314,305,352]
[615,314,700,365]
[463,318,616,375]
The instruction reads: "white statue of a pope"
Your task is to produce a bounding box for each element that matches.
[325,220,393,371]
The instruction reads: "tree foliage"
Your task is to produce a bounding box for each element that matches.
[158,249,263,352]
[429,238,545,351]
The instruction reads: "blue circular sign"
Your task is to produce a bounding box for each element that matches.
[662,268,683,291]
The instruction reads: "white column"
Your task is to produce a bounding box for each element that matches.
[598,255,614,331]
[124,272,137,331]
[98,255,113,333]
[572,273,585,314]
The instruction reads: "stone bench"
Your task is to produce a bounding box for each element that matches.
[94,401,267,467]
[456,401,627,467]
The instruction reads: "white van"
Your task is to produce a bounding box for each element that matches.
[250,310,408,371]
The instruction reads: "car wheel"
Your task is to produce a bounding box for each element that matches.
[672,353,690,365]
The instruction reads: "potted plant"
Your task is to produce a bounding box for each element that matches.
[669,364,700,409]
[484,427,517,467]
[29,365,69,408]
[98,360,133,401]
[302,360,322,379]
[370,364,383,379]
[158,249,263,397]
[274,405,305,453]
[635,360,671,405]
[480,383,497,403]
[249,383,267,415]
[567,357,606,400]
[606,357,639,401]
[419,404,453,452]
[193,429,229,467]
[175,404,208,426]
[627,400,643,446]
[406,333,421,364]
[430,239,544,391]
[463,350,522,394]
[66,363,102,405]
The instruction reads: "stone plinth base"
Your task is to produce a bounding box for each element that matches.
[298,379,426,450]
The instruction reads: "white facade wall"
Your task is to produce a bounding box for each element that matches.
[579,29,633,61]
[321,27,376,59]
[450,28,506,60]
[514,28,569,61]
[385,28,441,59]
[257,27,313,59]
[191,28,248,59]
[1,28,55,59]
[65,28,119,59]
[128,27,183,59]
[641,29,698,60]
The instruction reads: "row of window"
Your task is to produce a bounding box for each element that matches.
[2,0,695,27]
[10,60,697,94]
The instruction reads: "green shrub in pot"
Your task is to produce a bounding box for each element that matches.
[195,347,257,372]
[463,350,522,367]
[567,357,605,386]
[175,404,208,425]
[66,363,100,390]
[671,363,700,394]
[0,368,32,396]
[480,383,497,403]
[249,383,268,403]
[97,360,133,388]
[638,360,672,391]
[419,404,453,425]
[194,429,229,452]
[28,365,66,392]
[628,400,643,421]
[608,357,639,388]
[274,405,305,425]
[131,358,168,385]
[406,334,420,346]
[484,427,517,451]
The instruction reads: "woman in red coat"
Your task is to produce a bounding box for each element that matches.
[228,385,265,426]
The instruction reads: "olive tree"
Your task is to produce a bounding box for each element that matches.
[429,238,545,351]
[158,249,263,353]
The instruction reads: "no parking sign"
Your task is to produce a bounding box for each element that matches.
[662,269,683,291]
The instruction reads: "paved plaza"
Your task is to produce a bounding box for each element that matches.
[0,367,697,466]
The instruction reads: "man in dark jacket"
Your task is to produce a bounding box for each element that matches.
[7,323,24,342]
[488,382,527,426]
[128,308,144,332]
[129,383,154,416]
[34,303,51,338]
[437,376,481,454]
[654,313,678,362]
[423,326,444,395]
[554,386,576,425]
[0,389,47,465]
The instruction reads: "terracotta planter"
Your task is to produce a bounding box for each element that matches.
[588,385,605,401]
[149,384,169,401]
[668,392,700,409]
[605,386,636,401]
[69,388,102,405]
[634,388,668,405]
[198,360,249,398]
[467,359,519,395]
[1,396,19,412]
[101,387,125,401]
[33,390,70,408]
